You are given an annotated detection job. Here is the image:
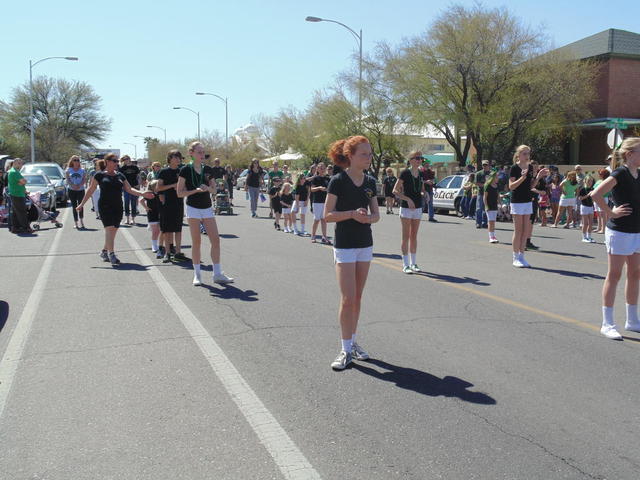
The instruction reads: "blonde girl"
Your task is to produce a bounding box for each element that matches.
[279,182,295,233]
[139,180,162,252]
[508,145,549,268]
[591,137,640,340]
[578,175,596,243]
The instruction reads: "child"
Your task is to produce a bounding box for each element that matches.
[484,171,499,243]
[537,185,550,226]
[280,182,294,233]
[553,171,578,228]
[578,175,596,243]
[383,168,397,214]
[269,177,282,230]
[499,190,512,222]
[292,174,309,235]
[139,180,161,252]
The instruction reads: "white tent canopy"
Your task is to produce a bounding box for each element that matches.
[261,152,305,164]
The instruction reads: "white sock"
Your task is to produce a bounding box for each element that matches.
[341,338,353,353]
[410,253,417,265]
[151,239,159,251]
[213,263,222,275]
[602,306,615,327]
[193,264,201,277]
[626,304,639,325]
[402,255,409,267]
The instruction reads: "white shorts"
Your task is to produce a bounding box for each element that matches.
[559,197,576,208]
[486,210,497,221]
[605,228,640,256]
[333,246,373,264]
[511,202,532,215]
[313,203,325,221]
[282,207,292,215]
[186,205,215,219]
[399,207,423,220]
[580,205,594,216]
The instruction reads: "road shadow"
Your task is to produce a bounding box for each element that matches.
[352,358,496,405]
[219,234,239,239]
[537,249,594,259]
[528,266,604,279]
[202,283,258,302]
[0,301,8,333]
[78,227,99,232]
[16,231,38,237]
[90,263,149,271]
[373,252,402,260]
[419,271,490,286]
[621,335,640,343]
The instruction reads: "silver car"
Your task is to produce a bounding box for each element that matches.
[23,173,56,211]
[21,162,68,206]
[432,174,466,215]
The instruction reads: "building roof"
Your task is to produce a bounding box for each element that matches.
[557,29,640,60]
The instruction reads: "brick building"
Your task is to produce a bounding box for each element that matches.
[558,29,640,164]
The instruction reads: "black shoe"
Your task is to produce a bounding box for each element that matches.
[476,224,482,229]
[162,253,172,263]
[428,218,438,222]
[173,252,188,261]
[169,244,176,255]
[526,241,539,250]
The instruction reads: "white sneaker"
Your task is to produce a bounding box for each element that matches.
[588,237,596,243]
[582,237,591,243]
[625,320,640,333]
[213,272,234,284]
[410,264,421,273]
[402,266,413,274]
[192,275,202,286]
[519,255,531,268]
[513,257,525,268]
[601,324,623,340]
[489,237,499,243]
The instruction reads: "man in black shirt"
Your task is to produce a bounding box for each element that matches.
[119,155,140,224]
[211,157,226,182]
[157,150,186,262]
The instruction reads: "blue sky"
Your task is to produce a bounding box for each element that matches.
[2,0,640,158]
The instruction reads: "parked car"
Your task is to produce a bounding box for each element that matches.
[21,163,68,206]
[432,174,466,215]
[235,169,269,192]
[23,173,56,211]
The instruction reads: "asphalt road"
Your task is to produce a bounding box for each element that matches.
[0,194,637,480]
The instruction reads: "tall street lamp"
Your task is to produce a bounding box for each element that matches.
[123,142,137,159]
[195,92,228,146]
[146,125,167,144]
[305,16,362,123]
[29,56,78,162]
[173,106,200,140]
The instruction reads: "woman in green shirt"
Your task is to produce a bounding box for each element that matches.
[552,170,578,228]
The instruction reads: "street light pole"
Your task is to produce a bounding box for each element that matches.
[29,56,78,162]
[305,16,362,123]
[195,92,228,146]
[173,106,200,140]
[133,136,147,160]
[146,125,166,144]
[123,142,137,159]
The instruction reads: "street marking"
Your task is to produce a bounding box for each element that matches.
[370,256,601,333]
[121,229,321,480]
[0,208,70,420]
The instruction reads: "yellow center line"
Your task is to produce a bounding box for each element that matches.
[370,256,602,334]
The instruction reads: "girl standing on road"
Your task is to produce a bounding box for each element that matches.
[594,169,611,234]
[591,137,640,340]
[325,135,379,370]
[292,174,309,235]
[279,182,294,233]
[66,155,86,229]
[393,151,425,273]
[140,180,161,252]
[310,162,331,244]
[508,145,549,268]
[578,175,596,243]
[118,155,141,225]
[552,171,578,229]
[245,159,264,218]
[484,171,499,243]
[77,155,154,266]
[383,167,397,215]
[177,141,234,286]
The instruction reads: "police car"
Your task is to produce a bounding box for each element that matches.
[432,174,466,215]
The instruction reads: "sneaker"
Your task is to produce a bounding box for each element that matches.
[169,245,176,255]
[582,237,592,243]
[601,324,623,340]
[625,320,640,333]
[302,230,309,236]
[588,237,596,243]
[213,272,234,284]
[513,257,525,268]
[192,275,202,286]
[331,350,352,370]
[526,241,539,250]
[173,252,188,261]
[156,246,165,259]
[99,250,109,262]
[410,264,421,273]
[162,253,172,263]
[428,218,438,222]
[402,266,413,274]
[108,252,120,266]
[489,237,499,243]
[321,237,333,245]
[274,221,279,230]
[519,255,531,268]
[351,342,369,361]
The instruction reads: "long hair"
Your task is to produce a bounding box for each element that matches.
[512,145,531,164]
[613,137,640,169]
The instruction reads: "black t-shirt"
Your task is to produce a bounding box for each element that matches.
[280,193,294,207]
[399,169,423,209]
[157,167,180,205]
[510,164,534,203]
[211,166,226,180]
[383,176,396,196]
[246,169,262,188]
[579,187,594,207]
[95,172,125,207]
[485,185,499,211]
[119,164,140,187]
[294,184,309,202]
[328,172,376,249]
[421,168,435,193]
[476,169,490,195]
[269,186,281,209]
[147,193,161,214]
[607,166,640,233]
[179,164,214,209]
[311,175,329,204]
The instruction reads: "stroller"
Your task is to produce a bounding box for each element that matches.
[214,179,233,215]
[27,192,63,230]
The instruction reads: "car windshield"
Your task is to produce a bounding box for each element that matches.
[25,174,49,186]
[436,176,453,188]
[448,176,463,189]
[24,165,61,179]
[239,170,248,177]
